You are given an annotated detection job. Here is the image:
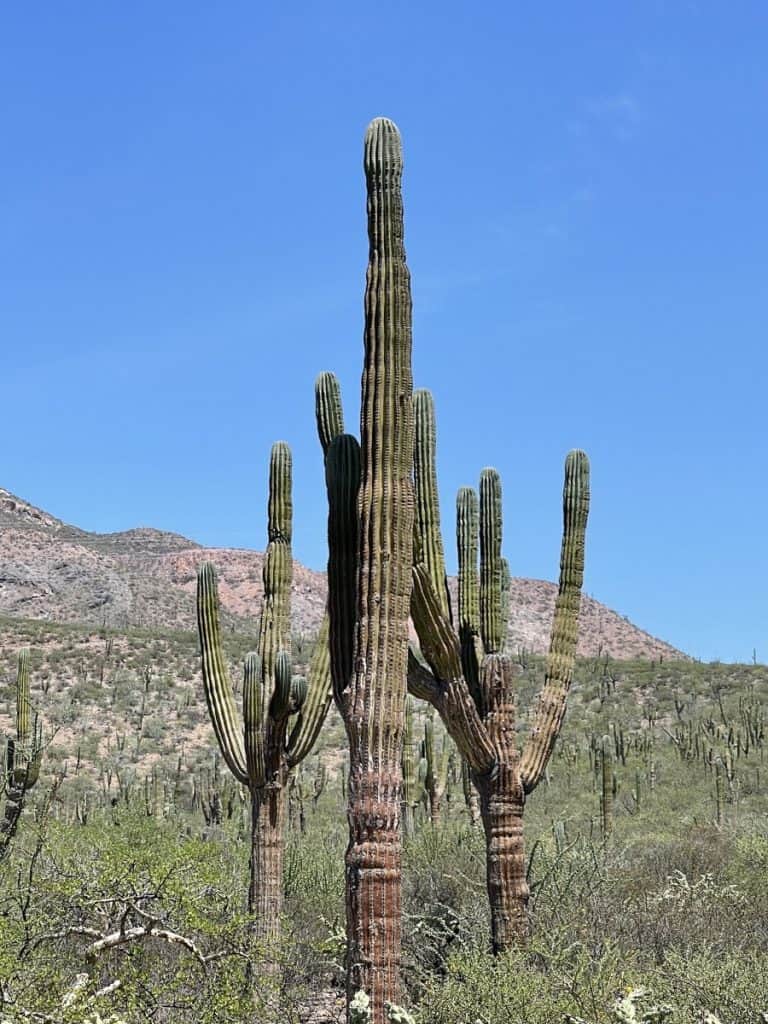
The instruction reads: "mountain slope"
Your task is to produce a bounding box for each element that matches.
[0,487,685,659]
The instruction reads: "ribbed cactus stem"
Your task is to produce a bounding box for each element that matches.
[519,450,590,793]
[457,487,480,640]
[197,563,248,785]
[271,651,293,720]
[243,653,266,789]
[326,116,414,1022]
[15,649,31,752]
[259,441,293,686]
[456,486,482,698]
[325,434,361,710]
[315,371,345,456]
[290,675,308,711]
[479,468,503,654]
[413,389,451,621]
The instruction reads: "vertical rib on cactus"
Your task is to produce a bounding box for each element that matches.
[457,487,482,700]
[323,117,414,1023]
[196,441,332,950]
[519,450,590,792]
[477,650,527,947]
[197,564,248,785]
[325,434,361,711]
[479,468,503,654]
[315,371,345,456]
[15,648,31,754]
[413,389,451,621]
[259,441,293,688]
[243,653,266,788]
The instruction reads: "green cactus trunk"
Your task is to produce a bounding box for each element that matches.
[323,117,414,1023]
[348,116,413,1021]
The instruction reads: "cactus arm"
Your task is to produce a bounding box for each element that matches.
[413,389,451,622]
[325,434,361,714]
[15,649,31,751]
[286,614,334,766]
[406,647,440,704]
[479,468,504,655]
[270,651,294,721]
[315,371,345,455]
[257,442,293,691]
[519,450,590,794]
[456,487,483,703]
[243,654,267,789]
[411,563,496,775]
[196,562,248,786]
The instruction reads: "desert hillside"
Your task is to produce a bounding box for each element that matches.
[0,486,684,659]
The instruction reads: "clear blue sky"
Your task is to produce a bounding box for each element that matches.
[3,3,766,662]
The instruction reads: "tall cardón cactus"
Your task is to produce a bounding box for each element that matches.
[196,442,333,945]
[408,389,590,950]
[1,649,42,858]
[320,117,414,1023]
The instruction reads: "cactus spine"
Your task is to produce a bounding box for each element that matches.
[322,117,414,1023]
[196,442,332,945]
[408,391,590,950]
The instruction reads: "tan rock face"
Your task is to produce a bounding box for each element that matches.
[0,487,685,659]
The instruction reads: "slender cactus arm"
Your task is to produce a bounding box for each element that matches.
[407,647,440,703]
[315,371,346,456]
[411,562,496,775]
[243,653,266,789]
[413,389,452,621]
[196,563,248,785]
[287,614,334,766]
[519,450,590,793]
[325,434,361,715]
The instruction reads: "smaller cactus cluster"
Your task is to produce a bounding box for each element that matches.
[401,698,456,834]
[196,440,333,939]
[1,649,43,858]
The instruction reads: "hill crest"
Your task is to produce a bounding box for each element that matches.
[0,487,686,660]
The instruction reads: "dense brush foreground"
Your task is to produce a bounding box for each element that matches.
[1,616,767,1022]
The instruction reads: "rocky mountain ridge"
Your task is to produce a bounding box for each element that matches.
[0,487,686,659]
